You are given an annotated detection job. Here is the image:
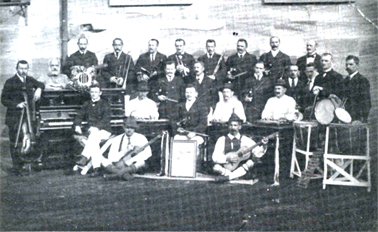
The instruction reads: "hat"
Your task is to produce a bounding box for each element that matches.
[137,82,149,91]
[228,113,243,123]
[123,117,139,129]
[274,79,288,88]
[220,82,234,91]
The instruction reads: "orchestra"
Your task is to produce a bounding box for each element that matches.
[1,37,371,184]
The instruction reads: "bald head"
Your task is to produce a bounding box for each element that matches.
[306,39,317,55]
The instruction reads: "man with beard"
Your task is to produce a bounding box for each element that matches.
[102,38,136,92]
[167,38,195,84]
[151,61,185,119]
[212,113,268,183]
[198,39,226,84]
[38,58,71,90]
[296,39,322,80]
[135,39,167,84]
[62,37,98,77]
[242,61,274,122]
[261,79,296,121]
[259,36,291,80]
[225,38,257,97]
[1,60,45,175]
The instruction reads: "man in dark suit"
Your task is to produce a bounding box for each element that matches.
[242,61,274,122]
[191,61,218,111]
[285,64,306,105]
[101,38,136,93]
[296,39,322,81]
[135,39,167,84]
[225,38,257,98]
[198,39,226,85]
[167,38,195,84]
[259,36,291,80]
[313,53,343,99]
[1,60,45,175]
[342,55,371,124]
[150,61,185,119]
[299,63,318,119]
[62,37,98,77]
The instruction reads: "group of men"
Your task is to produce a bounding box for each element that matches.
[1,35,371,182]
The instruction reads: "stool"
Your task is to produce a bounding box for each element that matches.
[323,123,371,192]
[290,121,323,179]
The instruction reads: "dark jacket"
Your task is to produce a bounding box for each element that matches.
[296,53,322,80]
[191,75,219,110]
[198,53,226,84]
[135,51,167,83]
[313,69,343,99]
[62,50,98,77]
[74,98,112,132]
[1,75,45,127]
[259,51,291,80]
[167,52,196,84]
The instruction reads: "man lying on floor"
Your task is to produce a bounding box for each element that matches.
[212,113,268,183]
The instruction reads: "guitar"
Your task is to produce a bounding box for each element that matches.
[223,132,278,171]
[113,133,162,168]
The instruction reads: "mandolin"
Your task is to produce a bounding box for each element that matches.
[223,132,278,171]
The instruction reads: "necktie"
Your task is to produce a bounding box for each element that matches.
[115,52,119,58]
[308,54,315,58]
[291,79,294,87]
[239,54,243,59]
[127,137,132,152]
[150,54,154,62]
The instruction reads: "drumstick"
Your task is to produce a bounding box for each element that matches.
[309,93,318,120]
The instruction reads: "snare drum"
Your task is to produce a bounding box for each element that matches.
[314,98,336,125]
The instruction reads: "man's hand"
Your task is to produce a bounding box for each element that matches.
[88,126,99,134]
[227,71,235,80]
[312,86,323,95]
[110,76,118,83]
[17,102,27,108]
[158,95,167,101]
[116,77,124,86]
[227,153,239,163]
[75,126,82,134]
[176,64,185,72]
[261,137,269,145]
[34,88,42,101]
[186,132,196,140]
[207,75,216,80]
[352,120,363,126]
[244,96,253,102]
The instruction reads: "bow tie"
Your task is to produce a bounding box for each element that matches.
[307,54,316,58]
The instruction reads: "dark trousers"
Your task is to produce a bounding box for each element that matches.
[7,124,25,170]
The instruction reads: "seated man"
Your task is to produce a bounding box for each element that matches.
[212,113,268,182]
[171,84,208,164]
[74,82,112,177]
[125,82,159,120]
[211,82,246,123]
[38,58,71,90]
[261,79,296,121]
[101,117,152,181]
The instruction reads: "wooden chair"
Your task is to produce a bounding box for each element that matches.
[323,123,371,192]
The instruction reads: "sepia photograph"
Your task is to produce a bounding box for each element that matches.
[0,0,377,231]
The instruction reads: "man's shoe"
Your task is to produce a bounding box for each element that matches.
[121,172,134,181]
[76,155,89,166]
[214,175,230,183]
[89,168,101,178]
[103,173,120,181]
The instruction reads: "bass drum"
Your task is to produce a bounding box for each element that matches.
[314,98,336,125]
[335,108,352,124]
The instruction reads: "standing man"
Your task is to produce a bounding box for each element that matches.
[167,38,195,84]
[312,53,343,99]
[212,113,268,183]
[1,60,45,175]
[62,36,98,77]
[135,39,167,84]
[151,61,185,119]
[259,36,291,80]
[101,117,153,181]
[198,39,226,84]
[74,82,112,177]
[38,58,71,90]
[285,64,306,104]
[261,79,297,121]
[242,61,274,122]
[300,63,319,119]
[102,38,136,92]
[296,39,322,80]
[225,38,257,97]
[191,61,218,111]
[341,55,371,124]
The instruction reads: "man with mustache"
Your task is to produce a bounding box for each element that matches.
[198,39,226,84]
[38,58,71,90]
[296,39,322,81]
[125,82,159,120]
[261,79,296,121]
[225,38,257,97]
[102,38,136,92]
[135,39,167,84]
[167,38,195,84]
[285,64,306,105]
[1,60,45,175]
[259,36,291,80]
[62,36,98,77]
[212,113,268,183]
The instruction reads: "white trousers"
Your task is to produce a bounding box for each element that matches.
[81,129,111,169]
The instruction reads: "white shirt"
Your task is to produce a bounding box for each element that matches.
[254,73,263,81]
[271,50,279,57]
[125,97,159,120]
[349,71,358,80]
[185,99,195,111]
[261,94,296,120]
[212,98,246,122]
[105,132,152,166]
[212,133,265,164]
[17,73,26,82]
[196,73,205,84]
[289,77,298,87]
[238,51,247,58]
[79,50,87,55]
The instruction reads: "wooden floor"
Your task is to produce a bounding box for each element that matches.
[0,166,377,231]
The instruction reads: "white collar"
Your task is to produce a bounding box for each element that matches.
[196,73,204,82]
[349,71,358,79]
[227,133,241,140]
[207,53,214,58]
[237,51,246,57]
[79,50,87,55]
[271,50,280,57]
[17,73,26,82]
